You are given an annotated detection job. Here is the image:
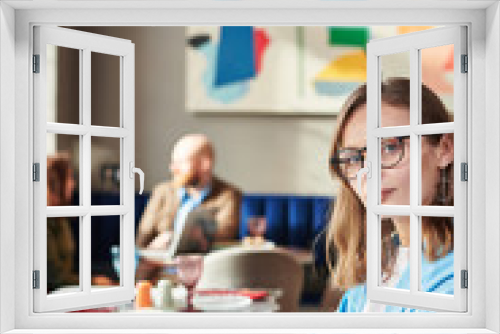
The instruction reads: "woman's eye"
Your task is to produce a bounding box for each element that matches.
[348,155,362,163]
[383,144,398,153]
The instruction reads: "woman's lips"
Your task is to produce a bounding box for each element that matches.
[381,188,396,202]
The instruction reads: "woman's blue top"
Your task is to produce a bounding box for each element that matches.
[336,250,454,312]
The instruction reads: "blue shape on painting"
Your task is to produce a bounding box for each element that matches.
[198,42,249,104]
[214,26,256,87]
[314,81,361,97]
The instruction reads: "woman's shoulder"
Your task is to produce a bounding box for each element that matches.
[336,251,454,312]
[421,251,454,294]
[336,284,367,312]
[422,250,454,275]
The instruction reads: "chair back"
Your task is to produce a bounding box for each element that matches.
[198,248,304,312]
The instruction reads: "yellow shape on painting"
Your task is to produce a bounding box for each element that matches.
[315,50,367,82]
[398,26,434,35]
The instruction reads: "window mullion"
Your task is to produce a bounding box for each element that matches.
[81,48,92,295]
[373,205,454,217]
[82,214,91,294]
[413,122,454,135]
[409,47,420,295]
[373,125,411,138]
[45,205,130,217]
[89,126,129,138]
[122,51,135,290]
[46,122,87,135]
[373,123,454,138]
[365,48,380,297]
[82,48,91,209]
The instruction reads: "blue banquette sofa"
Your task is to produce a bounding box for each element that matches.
[132,192,333,270]
[71,192,334,288]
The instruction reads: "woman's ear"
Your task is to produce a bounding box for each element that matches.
[436,133,454,168]
[200,155,212,172]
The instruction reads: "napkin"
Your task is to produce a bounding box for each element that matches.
[196,289,268,300]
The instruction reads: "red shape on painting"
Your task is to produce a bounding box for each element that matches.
[254,28,270,74]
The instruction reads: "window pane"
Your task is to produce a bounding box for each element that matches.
[379,215,409,292]
[421,133,454,206]
[47,216,81,295]
[91,215,121,290]
[420,44,454,122]
[379,136,410,206]
[47,133,80,206]
[420,216,454,296]
[91,137,121,206]
[46,44,80,124]
[91,52,121,128]
[380,51,410,128]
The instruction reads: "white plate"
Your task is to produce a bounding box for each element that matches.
[193,294,252,312]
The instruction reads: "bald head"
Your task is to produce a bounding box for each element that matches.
[170,134,215,188]
[171,134,214,162]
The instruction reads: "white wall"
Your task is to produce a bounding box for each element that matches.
[75,26,337,195]
[485,2,500,333]
[0,2,16,333]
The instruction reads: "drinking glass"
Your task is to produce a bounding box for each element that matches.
[247,216,267,239]
[175,254,204,312]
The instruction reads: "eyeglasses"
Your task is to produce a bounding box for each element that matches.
[330,137,408,181]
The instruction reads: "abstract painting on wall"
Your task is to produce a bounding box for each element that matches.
[186,26,453,114]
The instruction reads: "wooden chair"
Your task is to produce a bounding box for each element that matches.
[198,247,304,312]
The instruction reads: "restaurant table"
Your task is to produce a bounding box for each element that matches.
[135,242,313,283]
[69,287,281,313]
[117,295,279,312]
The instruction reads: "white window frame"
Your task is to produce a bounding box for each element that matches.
[32,26,136,312]
[365,26,467,312]
[1,2,499,333]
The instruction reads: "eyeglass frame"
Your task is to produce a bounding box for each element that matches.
[330,136,409,182]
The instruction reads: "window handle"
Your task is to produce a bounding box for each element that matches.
[129,162,145,194]
[356,161,372,195]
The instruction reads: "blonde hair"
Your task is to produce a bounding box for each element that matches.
[327,78,454,289]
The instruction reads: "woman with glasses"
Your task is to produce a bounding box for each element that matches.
[325,78,454,312]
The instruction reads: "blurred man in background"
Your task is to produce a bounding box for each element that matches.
[136,134,241,253]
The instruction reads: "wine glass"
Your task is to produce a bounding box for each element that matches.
[175,254,204,312]
[247,216,267,240]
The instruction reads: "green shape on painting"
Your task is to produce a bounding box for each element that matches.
[328,27,369,48]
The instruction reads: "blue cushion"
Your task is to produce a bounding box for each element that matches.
[312,197,333,268]
[264,196,288,245]
[287,197,312,247]
[312,197,332,237]
[240,194,333,250]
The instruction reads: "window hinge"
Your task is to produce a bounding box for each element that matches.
[461,54,468,73]
[461,162,468,181]
[461,270,468,289]
[33,270,40,289]
[33,163,40,182]
[33,54,40,73]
